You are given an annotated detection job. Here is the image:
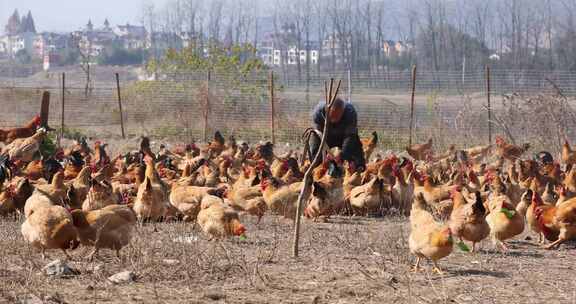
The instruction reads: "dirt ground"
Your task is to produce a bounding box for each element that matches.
[2,213,576,304]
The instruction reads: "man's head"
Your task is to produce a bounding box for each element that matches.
[327,98,345,123]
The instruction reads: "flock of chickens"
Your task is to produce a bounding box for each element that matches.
[2,115,576,275]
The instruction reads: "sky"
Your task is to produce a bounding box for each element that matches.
[0,0,172,33]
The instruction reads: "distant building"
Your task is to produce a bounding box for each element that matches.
[257,29,319,67]
[382,40,413,57]
[1,9,38,58]
[113,23,148,50]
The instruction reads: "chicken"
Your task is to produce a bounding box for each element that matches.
[562,140,576,170]
[541,182,558,205]
[63,151,85,180]
[260,174,301,220]
[465,145,491,159]
[515,189,533,218]
[11,177,34,213]
[409,193,453,274]
[343,162,362,211]
[204,131,226,156]
[70,204,136,260]
[92,141,110,171]
[0,185,15,216]
[82,179,118,211]
[0,115,41,144]
[494,136,530,162]
[68,167,91,209]
[139,136,155,161]
[226,182,267,224]
[526,191,550,243]
[2,128,47,163]
[304,160,344,220]
[392,163,414,216]
[21,204,79,259]
[169,184,223,222]
[449,190,489,252]
[33,171,67,207]
[413,175,455,205]
[361,131,378,162]
[24,159,44,181]
[405,138,433,161]
[132,177,167,222]
[197,195,247,239]
[348,176,386,216]
[485,194,525,251]
[536,197,576,249]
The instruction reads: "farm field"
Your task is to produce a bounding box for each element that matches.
[2,214,576,304]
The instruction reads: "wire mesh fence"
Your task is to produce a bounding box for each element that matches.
[1,68,575,156]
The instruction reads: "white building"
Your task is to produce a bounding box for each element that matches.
[259,45,318,67]
[0,32,36,57]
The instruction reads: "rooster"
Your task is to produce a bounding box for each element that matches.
[0,115,41,144]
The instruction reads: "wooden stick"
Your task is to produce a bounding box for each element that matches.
[269,71,276,144]
[292,78,341,258]
[115,73,126,139]
[409,65,417,146]
[40,91,50,129]
[59,72,65,147]
[486,65,492,145]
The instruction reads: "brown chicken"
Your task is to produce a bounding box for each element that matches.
[2,128,47,163]
[132,177,167,222]
[526,191,551,243]
[485,194,525,251]
[260,174,301,220]
[32,171,67,207]
[562,140,576,169]
[535,196,576,249]
[68,167,91,208]
[409,193,453,274]
[197,195,247,239]
[24,160,44,181]
[406,138,433,161]
[449,190,489,252]
[21,204,79,259]
[304,160,344,220]
[494,136,530,162]
[0,115,41,144]
[348,176,386,216]
[226,181,267,224]
[82,179,118,211]
[361,131,378,162]
[92,141,111,172]
[71,204,137,259]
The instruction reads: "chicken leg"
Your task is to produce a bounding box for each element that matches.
[411,257,421,272]
[543,238,565,250]
[432,261,445,275]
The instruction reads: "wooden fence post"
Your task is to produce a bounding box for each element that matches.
[59,73,65,147]
[203,70,211,143]
[269,71,276,144]
[408,65,417,147]
[40,91,50,129]
[486,65,492,144]
[115,73,126,139]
